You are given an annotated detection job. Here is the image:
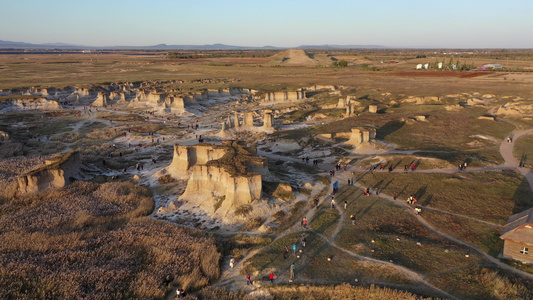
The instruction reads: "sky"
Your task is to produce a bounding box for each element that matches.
[1,0,532,48]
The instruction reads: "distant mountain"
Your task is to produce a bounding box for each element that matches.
[297,44,387,49]
[139,43,264,50]
[0,40,387,50]
[0,40,84,49]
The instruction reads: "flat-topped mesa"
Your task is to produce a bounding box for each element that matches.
[262,90,306,104]
[168,141,268,178]
[346,127,377,147]
[166,141,268,219]
[168,144,228,179]
[16,152,84,195]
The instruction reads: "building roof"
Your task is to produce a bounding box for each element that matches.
[501,207,533,245]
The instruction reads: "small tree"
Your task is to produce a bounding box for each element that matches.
[434,58,439,69]
[332,60,348,67]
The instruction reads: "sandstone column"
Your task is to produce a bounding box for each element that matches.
[234,113,240,128]
[263,113,273,128]
[244,112,254,127]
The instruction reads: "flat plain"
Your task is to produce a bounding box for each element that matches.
[1,48,533,299]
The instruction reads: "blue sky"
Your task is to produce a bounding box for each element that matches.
[1,0,532,48]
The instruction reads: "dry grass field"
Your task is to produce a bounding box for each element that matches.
[0,181,219,299]
[353,171,533,226]
[2,49,533,97]
[2,49,533,299]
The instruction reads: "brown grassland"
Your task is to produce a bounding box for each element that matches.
[0,181,219,299]
[2,49,533,299]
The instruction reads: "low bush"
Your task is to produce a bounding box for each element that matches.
[234,204,253,217]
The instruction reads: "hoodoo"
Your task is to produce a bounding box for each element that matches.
[163,141,268,222]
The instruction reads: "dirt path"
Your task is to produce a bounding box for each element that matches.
[500,129,533,190]
[317,232,458,300]
[235,130,533,295]
[179,126,533,297]
[212,174,334,293]
[332,164,533,282]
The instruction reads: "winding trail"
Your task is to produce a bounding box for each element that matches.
[214,129,533,298]
[70,100,533,299]
[500,129,533,188]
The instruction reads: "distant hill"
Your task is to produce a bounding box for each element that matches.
[269,49,323,66]
[0,40,83,49]
[0,40,388,50]
[297,44,387,49]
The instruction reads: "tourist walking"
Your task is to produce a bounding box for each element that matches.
[290,263,295,281]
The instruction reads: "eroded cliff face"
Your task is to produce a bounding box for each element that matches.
[181,165,262,217]
[16,152,84,195]
[163,141,268,223]
[0,97,62,111]
[167,144,227,178]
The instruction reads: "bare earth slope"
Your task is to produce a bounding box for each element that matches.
[269,49,319,66]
